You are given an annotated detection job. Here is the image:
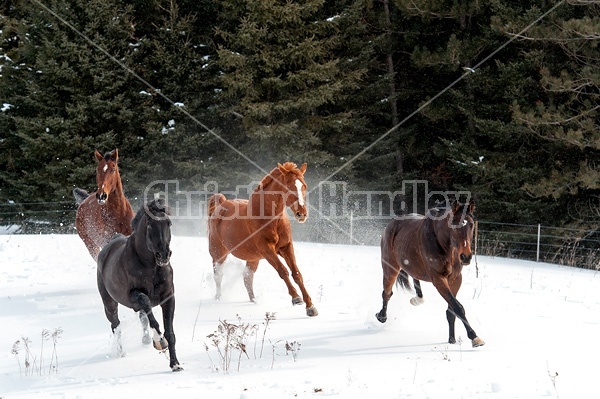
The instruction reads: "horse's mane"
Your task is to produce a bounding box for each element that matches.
[255,162,301,192]
[426,203,475,221]
[132,199,171,229]
[278,162,299,172]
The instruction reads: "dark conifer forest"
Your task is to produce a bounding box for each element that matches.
[1,1,599,241]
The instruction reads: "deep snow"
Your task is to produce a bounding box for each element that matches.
[1,234,599,398]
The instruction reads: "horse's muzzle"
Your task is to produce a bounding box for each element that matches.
[155,250,172,267]
[96,191,108,204]
[460,253,472,265]
[294,212,307,223]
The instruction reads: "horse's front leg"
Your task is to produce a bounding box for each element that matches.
[275,244,317,317]
[129,291,168,351]
[161,296,183,372]
[432,275,484,348]
[263,250,314,317]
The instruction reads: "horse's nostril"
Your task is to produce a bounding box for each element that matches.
[460,253,472,264]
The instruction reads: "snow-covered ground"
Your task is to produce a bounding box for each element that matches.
[1,234,599,398]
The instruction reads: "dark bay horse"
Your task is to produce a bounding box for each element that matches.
[207,162,318,317]
[97,199,182,371]
[74,149,135,260]
[375,199,484,347]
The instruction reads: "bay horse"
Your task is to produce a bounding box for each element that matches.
[73,149,135,261]
[207,162,317,317]
[97,199,182,372]
[375,199,484,347]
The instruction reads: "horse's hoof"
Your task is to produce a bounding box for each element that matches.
[306,306,318,317]
[448,337,456,344]
[153,337,169,351]
[410,296,424,306]
[171,363,184,372]
[292,297,304,306]
[375,312,387,323]
[472,337,485,347]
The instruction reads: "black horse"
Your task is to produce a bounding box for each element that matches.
[97,199,182,371]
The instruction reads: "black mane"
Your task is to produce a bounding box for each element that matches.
[132,199,170,229]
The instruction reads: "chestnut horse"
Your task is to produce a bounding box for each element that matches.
[207,162,318,317]
[375,200,484,347]
[73,149,135,260]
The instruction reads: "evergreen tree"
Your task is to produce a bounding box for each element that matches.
[1,0,153,203]
[213,0,367,180]
[509,0,600,227]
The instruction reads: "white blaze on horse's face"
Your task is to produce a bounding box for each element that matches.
[103,164,108,173]
[294,179,304,206]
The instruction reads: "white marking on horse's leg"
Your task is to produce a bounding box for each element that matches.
[152,328,161,343]
[410,296,424,306]
[151,328,168,351]
[112,325,125,358]
[294,179,304,206]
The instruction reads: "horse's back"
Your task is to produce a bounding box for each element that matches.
[381,215,429,280]
[97,235,132,304]
[97,234,127,279]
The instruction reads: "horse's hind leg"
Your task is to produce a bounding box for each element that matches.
[243,260,259,302]
[139,311,151,345]
[211,251,228,300]
[97,275,120,331]
[98,276,123,355]
[376,257,400,323]
[410,279,425,306]
[209,239,228,300]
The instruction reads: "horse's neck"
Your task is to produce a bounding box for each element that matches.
[108,174,133,216]
[423,218,451,254]
[249,181,285,219]
[129,220,155,266]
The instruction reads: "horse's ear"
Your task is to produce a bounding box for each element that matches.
[94,150,103,162]
[110,149,119,162]
[299,162,307,175]
[451,200,460,214]
[277,163,285,173]
[468,198,475,214]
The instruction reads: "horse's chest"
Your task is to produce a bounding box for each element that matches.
[131,270,170,302]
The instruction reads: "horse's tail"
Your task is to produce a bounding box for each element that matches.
[73,188,90,205]
[207,193,226,218]
[396,269,412,291]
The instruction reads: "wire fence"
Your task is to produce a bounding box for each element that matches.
[1,201,599,270]
[477,221,600,270]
